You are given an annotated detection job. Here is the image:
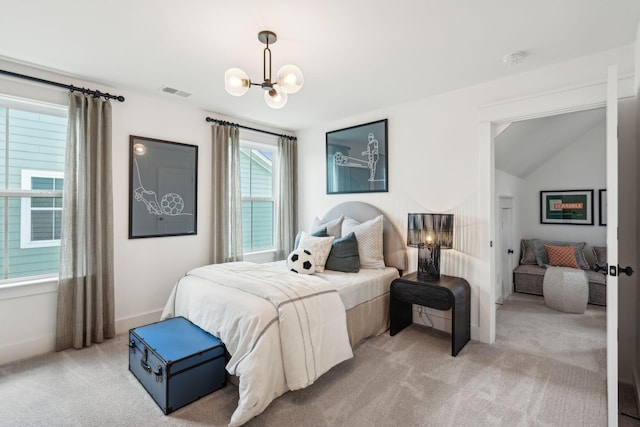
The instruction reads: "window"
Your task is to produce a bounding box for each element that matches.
[20,170,63,248]
[239,139,278,254]
[0,96,67,282]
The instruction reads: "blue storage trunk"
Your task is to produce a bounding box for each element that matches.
[129,316,226,414]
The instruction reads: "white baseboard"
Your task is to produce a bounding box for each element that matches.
[0,310,164,366]
[0,335,55,366]
[115,310,163,335]
[412,307,451,333]
[470,325,480,341]
[411,304,479,341]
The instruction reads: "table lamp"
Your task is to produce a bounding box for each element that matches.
[407,213,454,279]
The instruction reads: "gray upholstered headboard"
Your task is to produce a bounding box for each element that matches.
[321,202,408,273]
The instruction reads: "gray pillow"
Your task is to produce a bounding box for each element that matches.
[592,246,607,269]
[325,232,360,273]
[520,240,537,265]
[294,227,328,249]
[530,239,589,270]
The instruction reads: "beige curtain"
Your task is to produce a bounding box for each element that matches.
[210,124,243,263]
[56,93,115,351]
[276,136,298,259]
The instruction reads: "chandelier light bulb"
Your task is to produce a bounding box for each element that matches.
[264,86,288,109]
[276,64,304,94]
[224,68,250,96]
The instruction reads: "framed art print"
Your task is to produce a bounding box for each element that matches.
[598,189,607,226]
[129,135,197,238]
[326,119,388,194]
[540,189,593,225]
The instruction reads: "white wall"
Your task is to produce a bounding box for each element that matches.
[521,119,607,263]
[297,45,635,343]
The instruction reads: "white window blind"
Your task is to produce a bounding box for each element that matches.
[239,139,278,254]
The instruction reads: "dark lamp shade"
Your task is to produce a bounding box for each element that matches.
[407,213,454,248]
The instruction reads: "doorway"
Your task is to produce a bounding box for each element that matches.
[481,72,637,425]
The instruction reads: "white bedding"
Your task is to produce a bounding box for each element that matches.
[161,262,354,426]
[269,260,399,310]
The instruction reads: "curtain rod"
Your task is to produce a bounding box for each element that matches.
[206,117,296,140]
[0,69,125,102]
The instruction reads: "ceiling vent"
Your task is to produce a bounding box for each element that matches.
[161,86,192,98]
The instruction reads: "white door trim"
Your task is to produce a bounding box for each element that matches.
[605,64,619,427]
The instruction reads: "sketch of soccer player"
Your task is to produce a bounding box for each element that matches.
[362,132,379,181]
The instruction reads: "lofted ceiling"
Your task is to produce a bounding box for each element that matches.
[495,108,606,178]
[0,1,639,131]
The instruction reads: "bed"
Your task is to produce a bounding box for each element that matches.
[160,202,408,426]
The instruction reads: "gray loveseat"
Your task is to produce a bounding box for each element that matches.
[513,239,607,306]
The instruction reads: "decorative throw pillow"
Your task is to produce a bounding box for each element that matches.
[520,239,537,265]
[545,244,579,269]
[530,239,589,269]
[592,246,607,270]
[341,215,385,269]
[325,232,360,273]
[286,249,316,275]
[310,214,344,238]
[294,227,328,249]
[297,232,335,272]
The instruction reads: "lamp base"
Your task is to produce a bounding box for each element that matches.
[417,244,441,280]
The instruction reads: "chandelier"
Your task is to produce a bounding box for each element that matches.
[224,30,304,109]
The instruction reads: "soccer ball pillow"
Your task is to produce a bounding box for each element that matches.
[286,249,316,275]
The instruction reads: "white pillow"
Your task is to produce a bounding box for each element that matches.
[342,215,385,269]
[298,231,335,272]
[311,214,344,238]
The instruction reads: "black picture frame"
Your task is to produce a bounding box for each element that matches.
[129,135,197,238]
[540,189,594,225]
[598,189,607,226]
[326,119,388,194]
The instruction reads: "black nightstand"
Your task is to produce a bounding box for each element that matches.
[390,273,471,356]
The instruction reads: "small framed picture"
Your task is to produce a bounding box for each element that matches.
[598,189,607,226]
[326,119,388,194]
[540,189,594,225]
[129,135,197,238]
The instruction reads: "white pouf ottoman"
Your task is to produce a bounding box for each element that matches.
[542,267,589,314]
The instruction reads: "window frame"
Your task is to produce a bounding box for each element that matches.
[239,135,279,256]
[20,169,64,249]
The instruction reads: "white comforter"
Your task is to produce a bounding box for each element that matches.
[160,262,353,426]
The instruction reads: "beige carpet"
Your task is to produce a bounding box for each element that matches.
[0,293,633,426]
